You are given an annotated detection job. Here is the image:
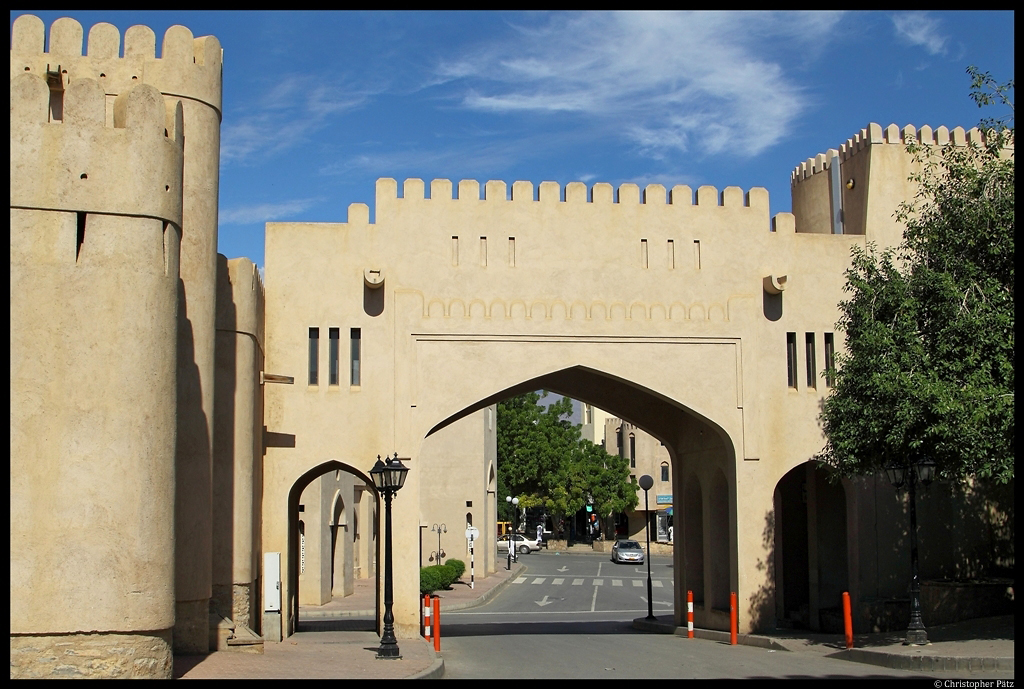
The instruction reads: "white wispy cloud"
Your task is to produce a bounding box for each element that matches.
[220,197,322,225]
[221,74,379,165]
[433,11,845,159]
[891,12,949,56]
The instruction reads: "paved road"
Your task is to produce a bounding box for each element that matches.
[476,551,674,617]
[440,552,938,679]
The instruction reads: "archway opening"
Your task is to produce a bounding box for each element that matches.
[287,460,378,633]
[420,364,738,631]
[773,461,848,632]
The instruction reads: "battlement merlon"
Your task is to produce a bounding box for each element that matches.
[790,122,990,185]
[10,73,184,229]
[11,14,222,118]
[374,177,771,213]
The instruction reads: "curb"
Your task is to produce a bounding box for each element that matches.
[827,648,1014,673]
[633,618,1014,673]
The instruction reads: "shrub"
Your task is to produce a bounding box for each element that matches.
[445,559,466,580]
[420,566,444,595]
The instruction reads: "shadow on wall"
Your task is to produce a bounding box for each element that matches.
[747,508,776,632]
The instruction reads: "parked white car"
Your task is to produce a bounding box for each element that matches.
[497,533,541,555]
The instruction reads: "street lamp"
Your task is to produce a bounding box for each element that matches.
[432,523,446,565]
[505,496,519,569]
[370,453,409,660]
[638,474,655,621]
[885,457,936,646]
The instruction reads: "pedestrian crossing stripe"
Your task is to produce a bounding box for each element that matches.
[513,577,668,587]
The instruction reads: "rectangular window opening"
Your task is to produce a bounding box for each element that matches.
[805,333,816,389]
[480,236,487,266]
[661,465,669,482]
[786,332,797,388]
[694,240,701,269]
[329,328,340,385]
[308,327,319,386]
[508,237,515,267]
[667,239,675,269]
[350,328,361,386]
[452,236,459,266]
[641,239,649,269]
[824,333,836,388]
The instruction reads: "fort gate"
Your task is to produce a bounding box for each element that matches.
[262,131,940,638]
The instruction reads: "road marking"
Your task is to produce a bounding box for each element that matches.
[535,595,554,607]
[632,580,642,587]
[552,578,565,585]
[531,578,545,585]
[593,579,604,586]
[557,566,569,572]
[612,579,623,587]
[653,580,664,588]
[513,577,527,584]
[572,578,584,586]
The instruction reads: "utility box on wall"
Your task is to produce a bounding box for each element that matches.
[263,553,281,642]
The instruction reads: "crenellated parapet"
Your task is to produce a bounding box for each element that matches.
[377,177,771,211]
[11,14,222,116]
[10,72,184,230]
[790,122,988,185]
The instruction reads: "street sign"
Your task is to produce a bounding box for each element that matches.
[465,526,480,541]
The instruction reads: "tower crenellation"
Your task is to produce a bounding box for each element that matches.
[10,72,184,232]
[790,122,986,186]
[11,14,222,117]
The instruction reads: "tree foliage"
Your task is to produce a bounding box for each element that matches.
[497,392,638,524]
[819,67,1014,484]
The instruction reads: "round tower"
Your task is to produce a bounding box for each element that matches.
[11,13,224,663]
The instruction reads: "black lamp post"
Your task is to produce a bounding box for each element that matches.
[505,495,519,568]
[884,457,936,646]
[370,453,409,660]
[638,474,656,621]
[432,523,446,565]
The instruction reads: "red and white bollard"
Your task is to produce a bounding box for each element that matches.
[423,594,432,642]
[843,591,854,649]
[432,595,441,652]
[729,592,738,645]
[686,590,694,638]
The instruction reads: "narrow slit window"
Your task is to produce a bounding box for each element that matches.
[667,239,675,269]
[824,333,836,388]
[76,212,86,262]
[805,333,816,389]
[786,332,797,388]
[661,462,669,482]
[329,328,339,385]
[694,240,701,269]
[451,236,459,266]
[629,434,636,468]
[641,239,649,268]
[308,328,319,386]
[350,328,361,386]
[480,236,487,266]
[508,237,516,267]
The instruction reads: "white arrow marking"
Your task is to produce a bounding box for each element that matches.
[557,566,569,572]
[640,597,673,607]
[535,595,554,607]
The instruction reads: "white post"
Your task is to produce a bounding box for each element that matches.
[465,526,479,590]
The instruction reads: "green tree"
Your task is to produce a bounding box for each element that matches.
[497,393,639,531]
[819,67,1014,484]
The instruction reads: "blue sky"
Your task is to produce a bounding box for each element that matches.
[13,11,1015,272]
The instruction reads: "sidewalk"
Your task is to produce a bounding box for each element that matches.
[174,561,526,679]
[633,613,1014,675]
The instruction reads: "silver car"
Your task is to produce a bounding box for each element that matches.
[611,539,645,564]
